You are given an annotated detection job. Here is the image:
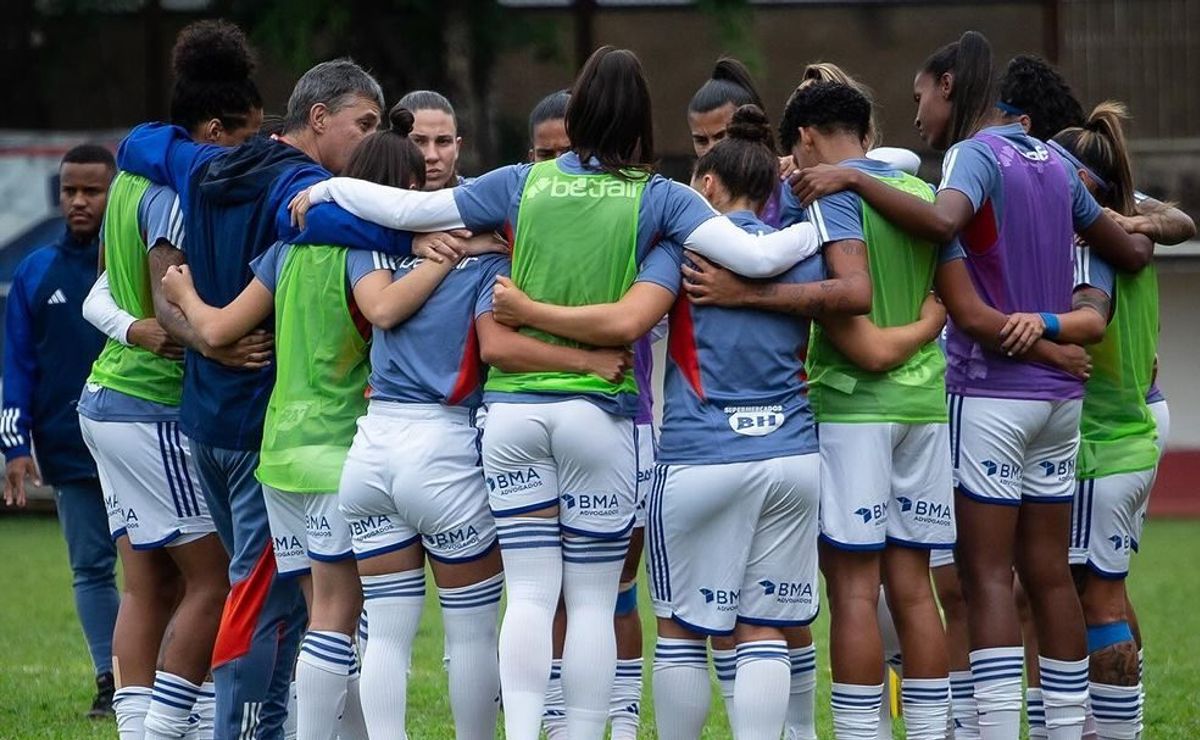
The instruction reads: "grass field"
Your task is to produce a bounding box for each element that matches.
[1,515,1197,739]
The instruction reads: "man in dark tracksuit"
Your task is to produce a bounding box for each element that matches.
[2,144,118,718]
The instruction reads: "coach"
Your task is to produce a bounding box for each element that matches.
[1,144,118,719]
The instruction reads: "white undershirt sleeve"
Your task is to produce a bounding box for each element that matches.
[682,216,822,278]
[308,178,466,232]
[82,271,137,346]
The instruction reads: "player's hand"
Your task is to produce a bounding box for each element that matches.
[778,155,799,181]
[1052,344,1092,380]
[413,232,467,264]
[127,319,185,360]
[160,264,194,306]
[4,455,40,508]
[917,293,947,341]
[586,347,634,384]
[466,231,511,257]
[999,312,1045,356]
[207,330,274,370]
[491,276,532,328]
[1103,207,1145,236]
[681,251,749,307]
[288,187,314,229]
[790,164,861,206]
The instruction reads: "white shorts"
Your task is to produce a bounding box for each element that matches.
[1148,400,1169,458]
[929,548,956,569]
[948,395,1082,505]
[79,416,212,549]
[483,399,637,538]
[337,402,496,564]
[818,422,955,551]
[647,454,820,635]
[263,486,354,576]
[634,423,657,529]
[1069,468,1155,578]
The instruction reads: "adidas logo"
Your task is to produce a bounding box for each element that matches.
[47,289,67,305]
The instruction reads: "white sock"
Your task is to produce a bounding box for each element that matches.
[949,670,980,739]
[185,681,214,740]
[1040,656,1089,738]
[338,652,368,740]
[561,534,628,740]
[359,569,426,740]
[901,677,951,740]
[1027,687,1048,739]
[543,659,568,740]
[970,647,1023,739]
[1136,649,1145,735]
[785,645,817,740]
[609,658,643,740]
[733,640,790,740]
[114,686,152,740]
[283,680,297,740]
[357,610,368,649]
[440,573,503,740]
[878,686,893,740]
[1089,682,1140,740]
[144,671,203,740]
[831,682,884,740]
[495,518,563,740]
[711,646,737,718]
[652,637,710,740]
[295,630,354,740]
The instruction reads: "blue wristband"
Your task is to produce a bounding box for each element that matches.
[1040,312,1061,340]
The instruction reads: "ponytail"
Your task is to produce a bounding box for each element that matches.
[798,62,880,147]
[922,30,996,145]
[342,104,426,190]
[689,57,764,115]
[1051,101,1136,215]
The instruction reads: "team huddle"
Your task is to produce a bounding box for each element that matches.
[43,16,1194,740]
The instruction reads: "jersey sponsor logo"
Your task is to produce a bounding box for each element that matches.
[854,503,887,524]
[895,496,953,526]
[759,579,814,605]
[46,288,67,305]
[395,255,480,272]
[348,514,394,539]
[560,491,620,518]
[636,467,654,485]
[305,514,334,539]
[981,459,1021,487]
[423,524,482,553]
[725,405,785,437]
[524,174,642,202]
[487,467,543,496]
[1038,458,1076,483]
[699,587,739,611]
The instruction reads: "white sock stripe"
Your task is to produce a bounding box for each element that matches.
[654,642,708,666]
[438,578,505,609]
[360,571,426,600]
[736,640,789,665]
[831,693,883,708]
[299,643,356,667]
[495,520,561,549]
[561,535,630,564]
[303,630,354,650]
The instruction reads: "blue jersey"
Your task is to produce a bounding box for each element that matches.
[641,211,823,465]
[346,251,508,407]
[2,230,103,484]
[79,182,186,425]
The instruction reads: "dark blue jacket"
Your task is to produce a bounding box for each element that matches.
[1,230,103,484]
[117,124,413,451]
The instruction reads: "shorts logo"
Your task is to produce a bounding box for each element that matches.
[274,535,305,558]
[637,468,654,484]
[895,496,952,525]
[981,459,1020,487]
[1039,459,1076,482]
[488,468,543,495]
[854,503,886,524]
[725,405,785,437]
[1108,534,1129,552]
[424,525,481,553]
[348,515,394,539]
[560,492,620,518]
[759,579,813,604]
[699,588,739,611]
[306,514,333,539]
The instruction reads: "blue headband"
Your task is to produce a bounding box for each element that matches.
[1047,139,1111,194]
[996,101,1025,116]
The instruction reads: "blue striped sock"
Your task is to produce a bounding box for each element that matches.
[1026,686,1047,738]
[901,677,951,740]
[1039,656,1089,736]
[785,645,817,740]
[733,640,790,739]
[970,647,1023,736]
[652,638,709,739]
[144,671,202,740]
[831,682,884,739]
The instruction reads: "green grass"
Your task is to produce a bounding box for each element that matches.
[1,515,1197,738]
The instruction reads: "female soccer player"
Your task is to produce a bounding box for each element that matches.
[77,21,262,740]
[792,31,1156,740]
[490,103,853,740]
[290,46,823,740]
[399,90,464,190]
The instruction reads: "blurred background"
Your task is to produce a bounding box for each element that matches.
[0,0,1197,513]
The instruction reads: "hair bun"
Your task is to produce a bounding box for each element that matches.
[388,105,415,137]
[172,20,256,83]
[726,104,773,147]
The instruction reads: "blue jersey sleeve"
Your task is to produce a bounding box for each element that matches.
[116,123,223,209]
[939,239,966,264]
[249,243,289,295]
[645,177,720,246]
[806,190,865,245]
[939,139,996,213]
[452,165,527,234]
[474,256,510,318]
[138,184,185,251]
[287,203,415,256]
[635,243,683,296]
[1074,244,1115,300]
[1066,163,1103,231]
[345,250,392,288]
[777,185,807,229]
[1,254,47,458]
